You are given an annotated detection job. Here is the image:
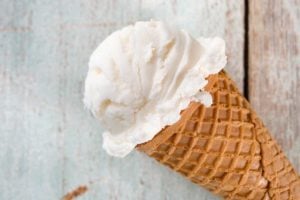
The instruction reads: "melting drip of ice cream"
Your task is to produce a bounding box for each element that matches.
[84,20,227,157]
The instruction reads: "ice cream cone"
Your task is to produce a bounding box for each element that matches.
[137,70,300,200]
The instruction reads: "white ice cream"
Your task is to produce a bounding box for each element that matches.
[84,20,227,157]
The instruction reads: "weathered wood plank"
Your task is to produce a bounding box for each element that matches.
[249,0,300,171]
[0,0,245,199]
[0,1,65,200]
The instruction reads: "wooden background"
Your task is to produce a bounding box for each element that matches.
[0,0,299,199]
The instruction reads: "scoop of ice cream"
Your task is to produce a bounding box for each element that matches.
[84,20,226,157]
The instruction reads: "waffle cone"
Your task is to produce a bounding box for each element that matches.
[137,70,300,199]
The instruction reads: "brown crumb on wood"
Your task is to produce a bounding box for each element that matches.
[62,185,88,200]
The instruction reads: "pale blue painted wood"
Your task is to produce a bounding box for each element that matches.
[0,1,244,199]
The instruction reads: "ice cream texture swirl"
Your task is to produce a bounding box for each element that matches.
[84,20,227,157]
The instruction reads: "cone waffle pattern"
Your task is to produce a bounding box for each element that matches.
[137,71,300,200]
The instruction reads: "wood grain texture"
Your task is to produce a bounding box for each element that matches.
[249,0,300,171]
[0,0,244,200]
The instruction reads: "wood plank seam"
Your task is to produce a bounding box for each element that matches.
[244,0,249,100]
